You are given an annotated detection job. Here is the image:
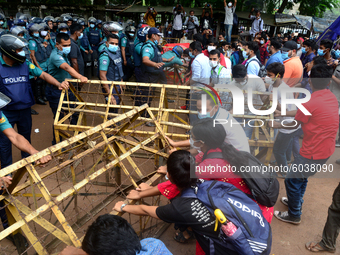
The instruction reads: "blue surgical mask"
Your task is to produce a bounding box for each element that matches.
[108,44,119,53]
[18,50,25,57]
[0,21,3,25]
[168,31,172,35]
[260,40,264,44]
[301,47,307,54]
[189,52,195,58]
[154,40,158,45]
[281,52,289,61]
[33,32,40,37]
[62,46,71,55]
[318,49,325,56]
[90,24,95,28]
[60,31,68,34]
[242,50,247,59]
[197,107,214,119]
[78,33,83,40]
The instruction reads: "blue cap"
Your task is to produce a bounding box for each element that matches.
[148,27,162,36]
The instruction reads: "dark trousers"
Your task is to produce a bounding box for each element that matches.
[0,108,32,168]
[285,154,329,218]
[173,29,182,39]
[82,50,92,79]
[123,57,134,82]
[319,183,340,251]
[187,29,195,40]
[91,49,99,78]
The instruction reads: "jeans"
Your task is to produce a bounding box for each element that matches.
[319,183,340,251]
[234,117,253,139]
[285,154,329,218]
[292,128,303,159]
[273,130,300,170]
[224,24,233,43]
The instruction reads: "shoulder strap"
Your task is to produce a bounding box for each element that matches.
[246,58,261,67]
[217,65,225,76]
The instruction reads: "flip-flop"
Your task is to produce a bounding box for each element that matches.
[305,241,336,253]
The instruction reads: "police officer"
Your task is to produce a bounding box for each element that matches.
[69,24,85,90]
[77,19,93,79]
[28,23,51,105]
[44,16,56,43]
[58,22,69,34]
[10,26,31,61]
[119,25,136,81]
[98,21,123,53]
[162,45,184,67]
[98,33,123,115]
[97,19,103,31]
[47,33,88,144]
[0,34,68,168]
[85,17,102,77]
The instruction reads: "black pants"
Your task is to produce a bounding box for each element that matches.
[173,29,182,39]
[319,183,340,251]
[82,50,92,79]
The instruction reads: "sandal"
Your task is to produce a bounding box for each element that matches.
[173,229,195,243]
[305,241,336,253]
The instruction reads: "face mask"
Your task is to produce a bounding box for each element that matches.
[297,43,301,49]
[0,21,3,25]
[62,46,71,55]
[60,31,68,34]
[318,49,325,56]
[267,46,270,53]
[189,137,202,150]
[228,2,232,7]
[154,40,158,45]
[301,47,307,54]
[281,52,289,61]
[33,32,40,37]
[264,76,274,86]
[209,60,218,68]
[190,15,194,17]
[198,107,214,119]
[78,33,83,40]
[129,33,135,37]
[220,39,224,42]
[239,77,247,86]
[207,46,216,52]
[17,50,25,57]
[189,52,195,58]
[184,57,190,62]
[242,50,247,59]
[334,50,340,59]
[260,40,264,45]
[41,31,48,37]
[168,31,172,35]
[90,24,95,28]
[108,44,119,53]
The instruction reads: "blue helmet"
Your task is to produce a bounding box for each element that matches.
[97,19,102,25]
[172,45,183,58]
[14,19,26,26]
[137,26,150,42]
[32,17,43,24]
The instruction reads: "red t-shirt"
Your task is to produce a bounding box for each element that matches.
[295,89,339,160]
[202,50,227,68]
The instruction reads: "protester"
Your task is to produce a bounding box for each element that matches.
[189,41,211,85]
[201,4,214,30]
[172,5,185,39]
[69,24,85,82]
[244,41,260,75]
[265,39,283,67]
[272,64,339,224]
[184,10,199,40]
[258,32,269,65]
[144,7,157,28]
[296,37,304,57]
[203,37,227,68]
[281,41,303,87]
[319,39,337,68]
[209,49,231,85]
[249,9,264,39]
[223,0,236,43]
[162,45,184,67]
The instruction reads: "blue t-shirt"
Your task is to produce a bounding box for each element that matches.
[0,113,12,132]
[48,48,71,83]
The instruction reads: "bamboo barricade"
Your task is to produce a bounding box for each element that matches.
[56,80,275,164]
[0,106,169,255]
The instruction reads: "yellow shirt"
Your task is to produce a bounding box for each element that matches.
[144,12,156,27]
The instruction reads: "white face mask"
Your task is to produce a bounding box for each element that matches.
[264,76,274,86]
[209,60,218,68]
[184,57,190,62]
[260,40,264,45]
[41,31,48,37]
[190,137,202,150]
[228,2,232,7]
[207,46,216,52]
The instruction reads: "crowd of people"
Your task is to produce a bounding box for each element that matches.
[0,6,338,255]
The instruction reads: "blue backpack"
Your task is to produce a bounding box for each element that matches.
[182,180,272,255]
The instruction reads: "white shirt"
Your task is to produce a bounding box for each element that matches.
[214,107,250,152]
[224,6,235,25]
[211,64,232,85]
[268,81,301,134]
[249,16,264,37]
[296,48,302,57]
[228,74,266,114]
[173,8,186,30]
[191,53,211,84]
[224,56,232,70]
[245,56,260,76]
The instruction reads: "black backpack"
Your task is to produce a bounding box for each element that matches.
[203,151,280,207]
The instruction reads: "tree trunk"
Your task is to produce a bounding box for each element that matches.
[277,0,289,13]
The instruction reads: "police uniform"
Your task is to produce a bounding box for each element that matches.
[47,48,78,144]
[162,50,183,67]
[69,38,85,77]
[119,33,134,81]
[80,32,92,79]
[99,49,124,114]
[98,37,107,54]
[85,27,102,77]
[133,39,147,106]
[0,57,42,168]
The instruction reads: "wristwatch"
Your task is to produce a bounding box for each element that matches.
[120,203,127,212]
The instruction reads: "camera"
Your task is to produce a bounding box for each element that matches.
[178,4,182,8]
[149,7,153,11]
[207,3,210,7]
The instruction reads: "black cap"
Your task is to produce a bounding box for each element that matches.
[281,41,297,51]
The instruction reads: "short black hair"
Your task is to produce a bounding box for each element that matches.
[193,33,203,43]
[311,42,319,53]
[320,39,333,50]
[302,39,314,48]
[232,64,247,78]
[310,64,333,90]
[82,214,141,255]
[190,41,202,53]
[312,56,327,66]
[239,40,246,46]
[231,42,238,50]
[56,32,70,43]
[209,49,220,58]
[189,10,194,13]
[183,48,189,56]
[266,62,285,78]
[270,39,281,50]
[167,150,196,190]
[221,41,229,47]
[207,37,218,46]
[107,33,119,41]
[70,24,82,35]
[246,41,259,54]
